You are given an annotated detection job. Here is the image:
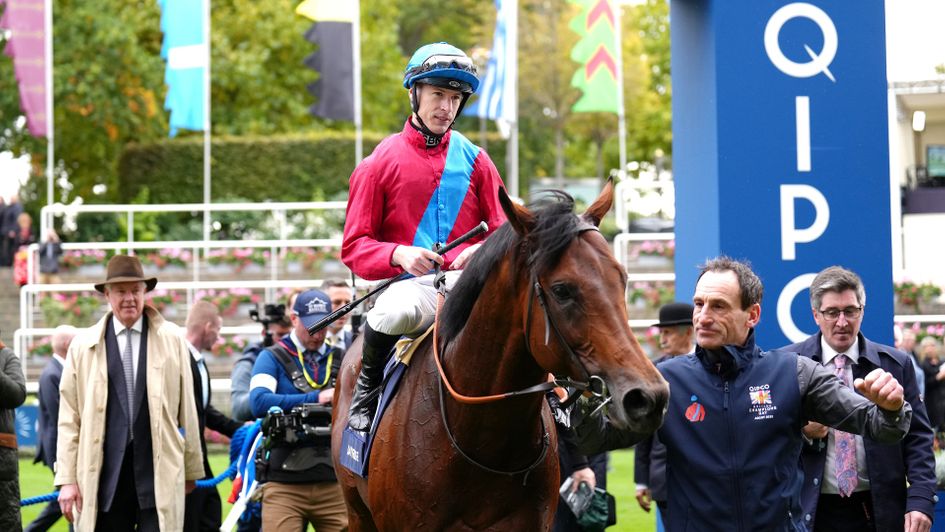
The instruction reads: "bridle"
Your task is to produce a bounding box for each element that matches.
[431,224,608,481]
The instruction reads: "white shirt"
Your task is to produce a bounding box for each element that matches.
[52,353,65,368]
[820,336,870,493]
[112,315,144,380]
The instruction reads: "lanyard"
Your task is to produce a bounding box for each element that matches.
[285,337,332,389]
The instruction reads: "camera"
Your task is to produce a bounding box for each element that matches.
[249,302,287,347]
[262,403,333,447]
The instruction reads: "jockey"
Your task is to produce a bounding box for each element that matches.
[341,42,507,431]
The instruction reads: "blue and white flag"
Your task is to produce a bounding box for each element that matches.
[465,0,517,131]
[159,0,208,136]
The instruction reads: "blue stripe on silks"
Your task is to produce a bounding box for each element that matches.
[412,131,480,250]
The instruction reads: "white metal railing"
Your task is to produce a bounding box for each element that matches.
[16,278,379,357]
[39,200,347,243]
[25,238,342,286]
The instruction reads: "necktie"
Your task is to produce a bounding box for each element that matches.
[833,354,857,497]
[197,357,209,409]
[122,328,136,440]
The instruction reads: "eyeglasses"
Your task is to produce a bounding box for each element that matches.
[817,306,863,321]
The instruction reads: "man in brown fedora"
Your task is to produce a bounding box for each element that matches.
[55,254,204,531]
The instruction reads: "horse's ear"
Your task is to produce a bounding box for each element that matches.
[581,177,615,227]
[499,187,535,236]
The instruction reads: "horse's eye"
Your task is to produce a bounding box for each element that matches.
[550,284,573,302]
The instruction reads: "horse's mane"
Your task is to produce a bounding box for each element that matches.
[440,190,580,342]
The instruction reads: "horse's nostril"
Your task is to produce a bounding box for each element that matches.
[622,388,651,417]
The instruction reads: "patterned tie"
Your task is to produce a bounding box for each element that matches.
[122,328,136,440]
[833,354,857,497]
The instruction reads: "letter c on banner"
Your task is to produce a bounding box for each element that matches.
[780,184,829,260]
[777,273,818,343]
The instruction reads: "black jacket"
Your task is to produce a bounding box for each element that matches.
[786,332,936,531]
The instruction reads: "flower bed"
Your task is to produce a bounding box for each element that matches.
[898,322,945,344]
[196,288,261,317]
[627,280,675,309]
[211,334,251,357]
[39,292,103,327]
[895,280,943,314]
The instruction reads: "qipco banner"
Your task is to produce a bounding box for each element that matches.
[672,1,893,348]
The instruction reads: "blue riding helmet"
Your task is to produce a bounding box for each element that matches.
[403,42,479,94]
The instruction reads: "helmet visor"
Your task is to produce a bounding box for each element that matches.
[413,54,476,77]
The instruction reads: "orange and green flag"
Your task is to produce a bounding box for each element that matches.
[569,0,619,114]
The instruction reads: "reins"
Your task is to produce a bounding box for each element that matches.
[428,224,606,482]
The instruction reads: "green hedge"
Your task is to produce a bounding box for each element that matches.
[117,130,509,203]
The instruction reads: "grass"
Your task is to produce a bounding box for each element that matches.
[20,449,657,531]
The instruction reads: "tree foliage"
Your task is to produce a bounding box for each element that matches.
[1,0,672,214]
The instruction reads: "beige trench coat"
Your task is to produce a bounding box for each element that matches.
[54,306,204,531]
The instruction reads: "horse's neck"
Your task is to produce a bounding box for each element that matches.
[443,272,546,398]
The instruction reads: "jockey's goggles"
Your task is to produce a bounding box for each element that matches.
[413,54,476,76]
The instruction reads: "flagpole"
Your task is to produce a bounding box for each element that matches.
[44,0,54,222]
[508,0,519,196]
[203,0,211,243]
[614,0,627,180]
[352,0,363,163]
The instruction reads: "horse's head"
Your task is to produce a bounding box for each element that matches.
[499,180,669,434]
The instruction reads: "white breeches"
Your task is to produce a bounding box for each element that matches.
[366,271,462,337]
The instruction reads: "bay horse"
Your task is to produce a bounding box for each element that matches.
[331,181,669,531]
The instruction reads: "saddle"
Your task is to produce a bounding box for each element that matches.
[339,324,435,477]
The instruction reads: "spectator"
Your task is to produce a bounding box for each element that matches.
[26,325,78,532]
[635,302,695,528]
[320,279,353,351]
[14,211,34,249]
[551,385,607,532]
[12,212,34,286]
[38,229,64,285]
[55,254,204,530]
[183,301,243,532]
[573,256,913,532]
[230,295,295,423]
[920,337,945,431]
[0,194,22,267]
[786,266,935,532]
[0,331,26,531]
[249,289,347,531]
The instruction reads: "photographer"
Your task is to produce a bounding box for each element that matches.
[230,300,293,422]
[248,289,347,531]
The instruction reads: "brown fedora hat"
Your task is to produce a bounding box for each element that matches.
[94,254,158,293]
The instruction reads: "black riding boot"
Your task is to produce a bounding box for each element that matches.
[347,325,398,431]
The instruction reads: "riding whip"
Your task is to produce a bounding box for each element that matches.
[307,221,488,335]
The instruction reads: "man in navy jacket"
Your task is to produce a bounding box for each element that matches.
[785,266,935,532]
[574,257,913,532]
[27,326,76,532]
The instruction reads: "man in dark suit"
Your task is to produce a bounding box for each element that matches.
[785,266,936,532]
[183,301,242,532]
[635,302,694,529]
[26,326,77,532]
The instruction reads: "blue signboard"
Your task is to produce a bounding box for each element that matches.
[672,1,893,348]
[16,404,39,448]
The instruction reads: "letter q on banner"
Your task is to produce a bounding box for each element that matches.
[780,184,829,261]
[764,2,838,82]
